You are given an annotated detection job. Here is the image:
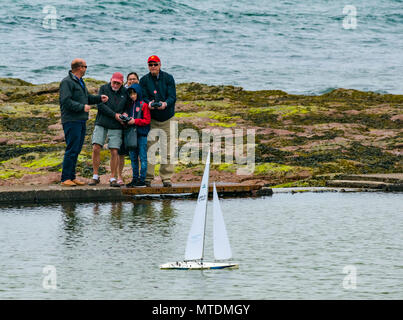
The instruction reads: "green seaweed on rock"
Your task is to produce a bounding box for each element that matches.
[0,116,57,133]
[0,79,401,187]
[0,145,62,162]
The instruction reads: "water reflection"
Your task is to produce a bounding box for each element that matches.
[59,200,178,238]
[125,200,178,236]
[61,202,80,232]
[110,202,123,226]
[60,202,90,249]
[130,200,176,226]
[61,202,77,221]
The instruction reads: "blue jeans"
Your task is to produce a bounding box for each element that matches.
[129,135,148,181]
[61,121,86,182]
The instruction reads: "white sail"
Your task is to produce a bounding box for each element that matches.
[213,183,232,260]
[184,150,210,261]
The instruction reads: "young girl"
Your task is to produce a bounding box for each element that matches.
[124,84,151,187]
[117,72,141,185]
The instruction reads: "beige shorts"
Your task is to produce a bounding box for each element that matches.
[92,125,122,149]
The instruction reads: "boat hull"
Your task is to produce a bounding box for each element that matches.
[160,261,239,270]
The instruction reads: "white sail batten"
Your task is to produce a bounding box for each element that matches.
[213,183,232,260]
[184,150,210,261]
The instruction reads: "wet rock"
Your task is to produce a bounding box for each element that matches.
[0,93,9,103]
[384,183,403,192]
[256,187,273,196]
[48,123,62,131]
[51,134,65,143]
[391,114,403,122]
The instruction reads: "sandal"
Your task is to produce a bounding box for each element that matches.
[117,179,124,186]
[109,180,121,188]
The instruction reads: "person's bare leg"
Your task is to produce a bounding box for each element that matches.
[92,144,102,176]
[118,154,125,182]
[89,143,102,185]
[110,148,119,180]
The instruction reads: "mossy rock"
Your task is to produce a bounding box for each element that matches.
[207,122,236,128]
[254,162,299,175]
[0,145,63,162]
[0,168,41,180]
[0,78,34,88]
[0,116,57,133]
[21,152,63,169]
[255,144,292,163]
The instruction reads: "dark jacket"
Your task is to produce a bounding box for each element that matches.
[59,71,102,124]
[125,84,150,136]
[139,70,176,122]
[95,83,128,129]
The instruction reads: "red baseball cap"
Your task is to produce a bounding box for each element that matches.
[147,55,161,63]
[111,72,124,83]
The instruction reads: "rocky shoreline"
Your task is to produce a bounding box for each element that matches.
[0,77,402,188]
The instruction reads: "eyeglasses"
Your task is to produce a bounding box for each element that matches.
[148,63,159,67]
[81,65,88,69]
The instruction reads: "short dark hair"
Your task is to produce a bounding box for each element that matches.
[127,72,139,80]
[71,61,83,71]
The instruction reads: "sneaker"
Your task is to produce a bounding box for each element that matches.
[61,179,76,187]
[88,178,100,186]
[135,180,146,187]
[126,178,138,188]
[110,180,121,188]
[162,181,172,188]
[72,179,86,186]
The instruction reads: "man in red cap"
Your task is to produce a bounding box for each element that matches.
[140,55,177,187]
[89,72,128,187]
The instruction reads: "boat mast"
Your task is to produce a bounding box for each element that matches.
[200,148,210,266]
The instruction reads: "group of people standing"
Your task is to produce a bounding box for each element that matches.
[59,55,176,188]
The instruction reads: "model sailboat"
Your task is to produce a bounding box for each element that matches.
[160,150,239,270]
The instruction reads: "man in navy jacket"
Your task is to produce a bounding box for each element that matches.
[59,58,108,186]
[140,55,176,187]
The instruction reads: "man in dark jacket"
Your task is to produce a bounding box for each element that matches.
[59,58,108,187]
[140,55,176,187]
[89,72,128,187]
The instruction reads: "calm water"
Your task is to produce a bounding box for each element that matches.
[1,0,403,94]
[0,192,402,299]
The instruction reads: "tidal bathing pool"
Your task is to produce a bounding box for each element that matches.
[0,192,401,299]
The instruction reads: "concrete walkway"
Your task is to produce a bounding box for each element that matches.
[0,183,264,204]
[0,184,128,204]
[0,174,401,204]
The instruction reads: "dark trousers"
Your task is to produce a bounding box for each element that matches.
[61,121,86,182]
[129,135,148,181]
